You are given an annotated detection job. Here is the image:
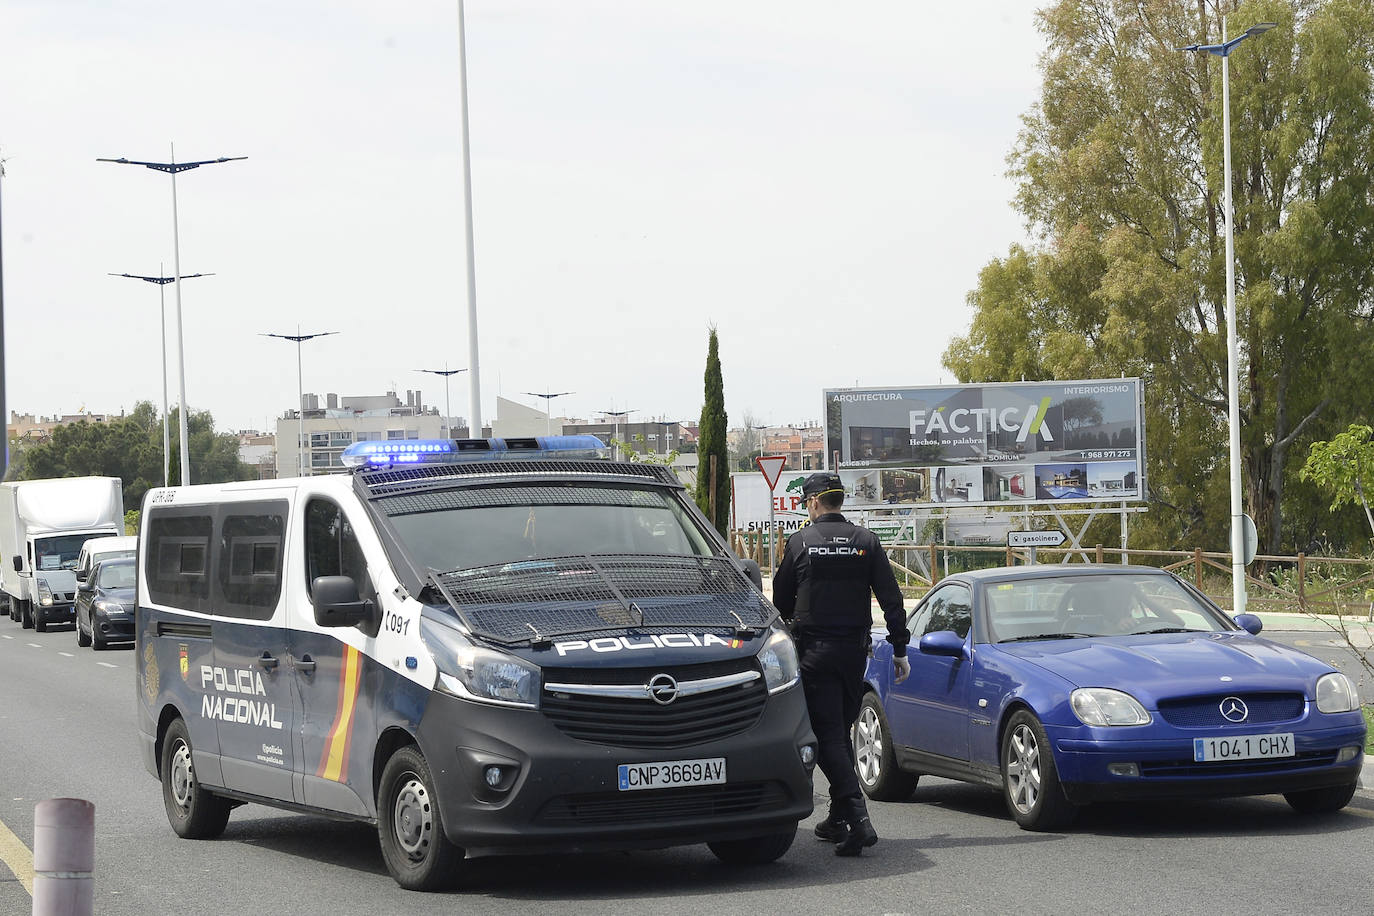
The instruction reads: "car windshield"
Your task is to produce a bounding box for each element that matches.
[97,561,137,589]
[983,573,1232,642]
[380,483,715,573]
[36,534,90,571]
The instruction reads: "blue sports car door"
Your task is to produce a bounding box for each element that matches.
[884,583,973,762]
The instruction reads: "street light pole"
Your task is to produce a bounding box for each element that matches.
[1178,19,1275,615]
[98,149,245,485]
[522,391,574,437]
[109,269,213,487]
[598,409,635,460]
[419,365,468,437]
[457,0,483,435]
[261,329,339,477]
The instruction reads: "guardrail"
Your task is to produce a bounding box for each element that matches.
[729,529,1374,616]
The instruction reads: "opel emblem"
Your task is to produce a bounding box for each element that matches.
[647,673,679,705]
[1219,696,1249,723]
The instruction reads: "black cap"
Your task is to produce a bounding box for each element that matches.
[802,472,844,499]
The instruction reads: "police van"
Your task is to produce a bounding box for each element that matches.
[136,436,816,890]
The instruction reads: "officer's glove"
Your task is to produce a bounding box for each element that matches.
[893,655,911,684]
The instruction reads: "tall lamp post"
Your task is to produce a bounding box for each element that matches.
[598,408,635,459]
[418,365,468,437]
[522,391,574,437]
[1178,19,1275,614]
[98,148,245,485]
[110,269,214,487]
[261,329,339,477]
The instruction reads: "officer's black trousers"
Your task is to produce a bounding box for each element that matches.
[798,635,869,815]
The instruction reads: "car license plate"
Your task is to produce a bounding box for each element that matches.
[1193,733,1295,762]
[617,757,726,791]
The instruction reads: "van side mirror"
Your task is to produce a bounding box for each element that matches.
[312,575,376,629]
[738,558,763,589]
[12,556,21,572]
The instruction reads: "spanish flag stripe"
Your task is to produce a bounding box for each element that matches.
[317,645,362,781]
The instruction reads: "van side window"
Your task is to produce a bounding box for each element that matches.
[147,513,213,612]
[305,499,368,596]
[217,502,287,619]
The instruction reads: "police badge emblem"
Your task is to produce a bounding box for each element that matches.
[179,644,190,682]
[143,641,160,704]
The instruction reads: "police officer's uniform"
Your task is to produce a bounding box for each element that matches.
[771,472,909,856]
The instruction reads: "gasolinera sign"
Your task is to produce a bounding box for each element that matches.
[822,378,1145,509]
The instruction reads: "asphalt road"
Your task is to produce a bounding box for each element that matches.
[2,621,1373,916]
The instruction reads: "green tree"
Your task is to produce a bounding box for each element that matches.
[945,0,1374,555]
[694,327,730,536]
[1300,424,1374,546]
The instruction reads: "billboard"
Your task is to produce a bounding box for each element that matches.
[823,379,1145,508]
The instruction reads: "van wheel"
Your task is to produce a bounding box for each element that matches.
[708,826,797,865]
[161,718,231,839]
[21,601,34,629]
[377,745,465,891]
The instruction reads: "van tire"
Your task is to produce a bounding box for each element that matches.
[377,745,465,891]
[708,826,797,865]
[161,718,231,839]
[20,601,33,629]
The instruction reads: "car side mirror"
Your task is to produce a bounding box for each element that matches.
[76,581,92,592]
[1233,613,1263,635]
[12,556,21,572]
[312,575,377,629]
[738,558,763,589]
[918,629,966,658]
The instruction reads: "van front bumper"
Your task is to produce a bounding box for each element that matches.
[415,684,816,857]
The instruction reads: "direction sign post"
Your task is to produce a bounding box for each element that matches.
[1008,529,1067,565]
[755,456,788,571]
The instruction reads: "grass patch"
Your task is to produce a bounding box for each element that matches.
[1365,706,1374,755]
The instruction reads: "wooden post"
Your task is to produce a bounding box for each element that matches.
[1005,544,1013,567]
[1095,544,1103,564]
[1193,547,1203,588]
[1297,553,1306,611]
[929,543,939,584]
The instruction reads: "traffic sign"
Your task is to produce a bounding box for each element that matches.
[755,455,787,491]
[1008,530,1067,548]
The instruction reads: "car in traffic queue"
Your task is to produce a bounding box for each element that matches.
[853,564,1366,829]
[75,556,137,649]
[136,436,816,891]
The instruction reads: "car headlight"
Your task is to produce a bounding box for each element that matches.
[420,617,539,708]
[37,578,53,607]
[758,624,800,694]
[94,600,125,615]
[1315,672,1358,714]
[1070,688,1152,727]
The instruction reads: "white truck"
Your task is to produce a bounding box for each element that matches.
[0,477,125,631]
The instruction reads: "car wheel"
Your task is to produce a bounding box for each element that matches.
[1284,783,1357,814]
[161,718,231,839]
[377,745,465,891]
[76,613,91,648]
[1001,709,1076,831]
[853,692,920,801]
[708,827,797,865]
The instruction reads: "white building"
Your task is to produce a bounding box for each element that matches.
[275,390,442,477]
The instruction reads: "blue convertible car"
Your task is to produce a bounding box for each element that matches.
[855,565,1366,829]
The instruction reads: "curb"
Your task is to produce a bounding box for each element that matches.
[1362,758,1374,793]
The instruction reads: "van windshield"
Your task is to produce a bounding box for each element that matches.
[36,534,91,571]
[379,484,714,574]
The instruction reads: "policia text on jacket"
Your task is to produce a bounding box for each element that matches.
[135,436,817,890]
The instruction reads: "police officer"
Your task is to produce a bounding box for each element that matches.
[772,471,910,856]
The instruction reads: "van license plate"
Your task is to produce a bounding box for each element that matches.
[1193,733,1294,762]
[617,757,726,791]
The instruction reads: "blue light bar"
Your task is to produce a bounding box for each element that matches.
[341,436,610,468]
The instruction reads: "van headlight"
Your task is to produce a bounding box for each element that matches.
[758,624,800,694]
[420,617,539,708]
[1070,688,1152,726]
[37,578,54,607]
[1316,673,1358,713]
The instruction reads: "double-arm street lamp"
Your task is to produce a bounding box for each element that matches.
[98,148,246,485]
[1178,19,1276,614]
[598,408,635,459]
[418,366,468,438]
[523,391,574,437]
[261,329,339,477]
[109,269,213,487]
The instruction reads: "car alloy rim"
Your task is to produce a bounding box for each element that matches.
[171,740,195,810]
[393,775,434,862]
[1006,723,1041,814]
[854,705,883,786]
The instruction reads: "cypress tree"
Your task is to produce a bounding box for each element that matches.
[695,327,729,537]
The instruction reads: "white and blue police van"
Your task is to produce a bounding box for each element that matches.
[136,436,816,890]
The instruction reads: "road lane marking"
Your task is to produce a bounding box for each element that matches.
[1,634,12,639]
[0,816,34,896]
[58,652,73,658]
[97,662,118,669]
[26,644,41,649]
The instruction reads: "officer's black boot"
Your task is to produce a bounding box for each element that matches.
[813,805,848,843]
[834,797,878,856]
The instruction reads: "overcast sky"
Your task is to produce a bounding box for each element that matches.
[2,0,1045,435]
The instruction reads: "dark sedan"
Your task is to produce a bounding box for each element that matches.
[75,557,136,649]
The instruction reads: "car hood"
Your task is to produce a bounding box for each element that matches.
[96,586,136,603]
[994,632,1331,702]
